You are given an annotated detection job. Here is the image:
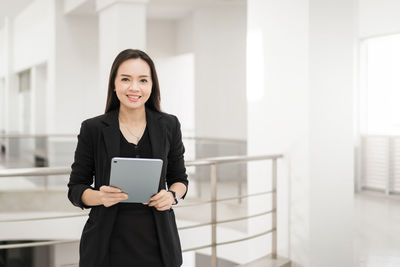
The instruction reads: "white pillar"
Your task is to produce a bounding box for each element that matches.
[192,4,247,140]
[3,17,19,134]
[96,0,148,113]
[247,0,356,266]
[308,0,355,266]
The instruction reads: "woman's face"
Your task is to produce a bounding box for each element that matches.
[114,58,152,111]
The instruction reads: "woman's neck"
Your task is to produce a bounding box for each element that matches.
[118,106,146,125]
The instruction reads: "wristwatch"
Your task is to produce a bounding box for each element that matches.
[168,190,178,205]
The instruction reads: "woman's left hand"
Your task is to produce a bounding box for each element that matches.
[145,189,174,211]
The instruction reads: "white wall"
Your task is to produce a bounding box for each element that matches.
[3,18,19,135]
[155,54,195,135]
[359,0,400,38]
[0,27,6,133]
[52,1,99,134]
[0,27,5,77]
[192,5,247,140]
[247,0,309,263]
[97,1,147,116]
[147,19,176,58]
[12,0,52,72]
[247,0,356,266]
[308,1,355,266]
[147,18,195,135]
[176,15,193,55]
[32,63,47,134]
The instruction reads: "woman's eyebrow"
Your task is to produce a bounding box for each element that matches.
[120,74,150,78]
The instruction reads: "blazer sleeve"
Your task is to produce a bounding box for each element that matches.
[67,120,95,209]
[166,116,189,199]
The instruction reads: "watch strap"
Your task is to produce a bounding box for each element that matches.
[168,190,178,205]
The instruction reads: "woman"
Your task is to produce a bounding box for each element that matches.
[67,49,188,267]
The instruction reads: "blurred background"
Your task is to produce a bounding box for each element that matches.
[0,0,399,266]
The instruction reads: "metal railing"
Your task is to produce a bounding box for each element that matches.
[0,154,283,267]
[0,133,246,144]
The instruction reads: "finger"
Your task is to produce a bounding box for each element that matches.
[101,186,122,193]
[103,199,121,207]
[103,193,128,199]
[150,193,162,201]
[156,204,171,211]
[104,197,126,207]
[148,199,163,207]
[150,193,171,206]
[151,190,166,201]
[156,200,171,209]
[102,194,128,203]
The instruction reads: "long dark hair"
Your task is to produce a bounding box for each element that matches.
[104,49,162,113]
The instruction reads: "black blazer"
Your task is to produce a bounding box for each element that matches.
[67,107,188,267]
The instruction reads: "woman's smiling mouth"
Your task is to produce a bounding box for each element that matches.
[127,95,141,102]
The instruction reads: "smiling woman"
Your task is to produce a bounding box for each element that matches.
[67,49,188,267]
[114,59,152,111]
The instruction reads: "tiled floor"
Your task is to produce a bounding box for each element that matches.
[355,191,400,267]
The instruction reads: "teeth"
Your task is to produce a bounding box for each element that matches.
[128,95,140,99]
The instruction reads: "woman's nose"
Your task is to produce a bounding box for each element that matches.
[129,81,140,91]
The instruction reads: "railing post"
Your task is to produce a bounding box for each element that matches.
[44,175,48,190]
[387,136,393,195]
[271,158,277,259]
[210,163,218,267]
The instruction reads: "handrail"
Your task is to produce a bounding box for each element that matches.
[0,191,275,223]
[0,154,283,267]
[0,167,71,177]
[0,240,79,250]
[0,213,90,223]
[178,209,275,231]
[182,229,275,253]
[0,133,246,143]
[175,190,274,208]
[0,154,283,177]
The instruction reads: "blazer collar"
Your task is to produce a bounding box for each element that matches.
[101,107,164,161]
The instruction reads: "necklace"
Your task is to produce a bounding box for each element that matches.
[120,121,146,144]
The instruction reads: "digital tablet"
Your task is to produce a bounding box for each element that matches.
[109,157,163,203]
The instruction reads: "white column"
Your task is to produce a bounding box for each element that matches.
[308,0,355,266]
[96,0,148,113]
[192,5,247,140]
[247,0,356,266]
[4,17,19,134]
[52,0,99,131]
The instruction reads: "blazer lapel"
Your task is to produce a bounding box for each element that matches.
[146,107,165,160]
[101,109,120,161]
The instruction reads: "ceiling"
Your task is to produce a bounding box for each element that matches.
[67,0,245,19]
[0,0,245,28]
[0,0,34,27]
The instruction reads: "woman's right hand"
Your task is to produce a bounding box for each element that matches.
[99,186,128,207]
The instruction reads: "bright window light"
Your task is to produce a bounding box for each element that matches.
[360,34,400,135]
[246,29,265,102]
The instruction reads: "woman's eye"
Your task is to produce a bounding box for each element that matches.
[121,78,129,81]
[140,79,148,83]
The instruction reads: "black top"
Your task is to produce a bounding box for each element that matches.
[108,126,164,267]
[120,125,153,158]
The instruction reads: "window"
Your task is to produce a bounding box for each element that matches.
[360,34,400,135]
